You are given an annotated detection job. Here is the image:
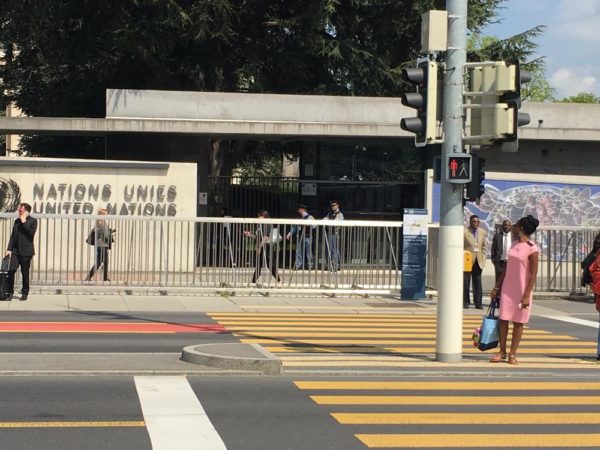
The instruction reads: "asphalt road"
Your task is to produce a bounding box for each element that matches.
[0,311,236,353]
[0,301,598,449]
[2,375,600,450]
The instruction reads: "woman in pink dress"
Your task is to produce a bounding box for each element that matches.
[489,215,540,365]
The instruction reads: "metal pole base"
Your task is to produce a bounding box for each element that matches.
[436,352,463,363]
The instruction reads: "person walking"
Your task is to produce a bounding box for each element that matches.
[580,232,600,361]
[323,200,344,272]
[244,210,280,285]
[5,203,38,301]
[581,233,600,288]
[490,215,539,366]
[286,204,315,270]
[491,219,513,284]
[464,215,487,309]
[85,209,114,282]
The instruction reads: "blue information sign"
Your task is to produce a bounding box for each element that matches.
[401,208,428,300]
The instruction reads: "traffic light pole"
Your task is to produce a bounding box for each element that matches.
[436,0,468,362]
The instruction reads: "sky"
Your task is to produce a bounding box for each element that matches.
[482,0,600,98]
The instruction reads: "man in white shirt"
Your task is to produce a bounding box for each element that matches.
[286,204,315,270]
[491,219,513,284]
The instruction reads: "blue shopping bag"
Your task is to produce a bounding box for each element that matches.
[477,299,499,351]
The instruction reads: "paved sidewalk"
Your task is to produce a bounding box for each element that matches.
[0,293,437,314]
[0,292,596,316]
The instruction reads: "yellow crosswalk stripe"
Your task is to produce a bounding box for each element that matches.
[225,326,549,334]
[210,313,462,318]
[355,434,600,448]
[213,313,596,366]
[294,381,600,390]
[282,355,579,362]
[333,412,600,425]
[292,375,600,448]
[392,347,595,354]
[231,331,557,338]
[285,360,590,368]
[212,314,480,317]
[240,338,595,346]
[266,346,598,355]
[217,321,482,326]
[213,315,483,321]
[311,395,600,405]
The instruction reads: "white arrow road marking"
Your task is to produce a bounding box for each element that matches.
[135,376,226,450]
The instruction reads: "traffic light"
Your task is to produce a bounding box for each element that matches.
[464,59,531,152]
[400,59,442,147]
[465,154,485,202]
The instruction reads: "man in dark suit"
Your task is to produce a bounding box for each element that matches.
[5,203,38,301]
[491,219,513,284]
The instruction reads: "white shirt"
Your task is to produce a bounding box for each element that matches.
[501,232,511,261]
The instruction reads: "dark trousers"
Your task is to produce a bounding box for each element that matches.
[8,253,32,295]
[494,260,507,284]
[88,247,109,281]
[252,247,279,283]
[464,260,483,307]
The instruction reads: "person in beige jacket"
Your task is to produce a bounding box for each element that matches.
[464,215,487,309]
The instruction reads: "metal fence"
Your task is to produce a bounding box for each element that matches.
[3,212,597,295]
[0,213,402,294]
[426,226,600,294]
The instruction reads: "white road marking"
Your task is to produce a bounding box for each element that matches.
[135,376,226,450]
[541,315,599,329]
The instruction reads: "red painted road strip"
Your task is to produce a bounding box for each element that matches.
[0,322,228,334]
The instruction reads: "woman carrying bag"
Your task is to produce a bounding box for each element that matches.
[85,209,114,282]
[490,215,539,365]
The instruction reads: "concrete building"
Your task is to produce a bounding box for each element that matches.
[1,89,600,222]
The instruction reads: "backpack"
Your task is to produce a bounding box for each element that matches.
[589,251,600,295]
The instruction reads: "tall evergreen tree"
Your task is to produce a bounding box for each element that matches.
[1,0,535,170]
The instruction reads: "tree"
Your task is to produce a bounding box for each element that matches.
[558,93,600,104]
[0,0,526,172]
[522,68,555,102]
[468,28,555,102]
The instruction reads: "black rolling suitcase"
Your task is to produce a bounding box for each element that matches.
[0,256,11,300]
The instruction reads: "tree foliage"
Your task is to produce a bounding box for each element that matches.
[1,0,527,165]
[557,92,600,104]
[468,26,555,102]
[522,67,555,102]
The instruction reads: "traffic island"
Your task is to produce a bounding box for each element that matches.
[181,343,282,375]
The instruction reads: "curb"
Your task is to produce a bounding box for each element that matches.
[181,343,282,375]
[0,369,259,377]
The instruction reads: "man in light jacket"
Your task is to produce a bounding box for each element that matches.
[464,215,487,309]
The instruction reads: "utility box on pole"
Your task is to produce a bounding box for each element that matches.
[421,10,448,53]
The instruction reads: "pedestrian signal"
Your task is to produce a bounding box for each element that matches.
[446,154,472,184]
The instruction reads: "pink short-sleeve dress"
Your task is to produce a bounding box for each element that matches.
[499,241,539,324]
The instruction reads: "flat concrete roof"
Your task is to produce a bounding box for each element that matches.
[1,90,599,142]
